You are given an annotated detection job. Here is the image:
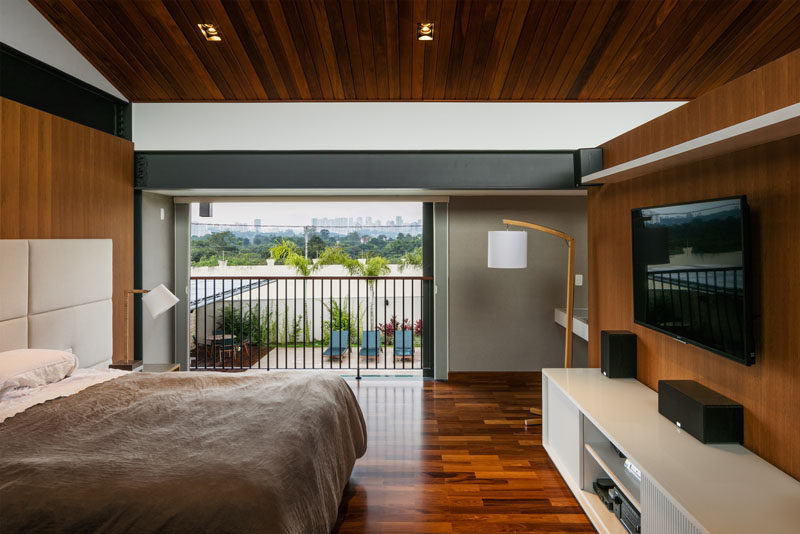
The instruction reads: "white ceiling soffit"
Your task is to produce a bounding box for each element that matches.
[160,189,588,203]
[132,101,686,151]
[0,0,127,101]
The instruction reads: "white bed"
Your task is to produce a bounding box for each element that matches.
[0,239,367,534]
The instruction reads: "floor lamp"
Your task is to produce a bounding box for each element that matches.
[488,219,575,426]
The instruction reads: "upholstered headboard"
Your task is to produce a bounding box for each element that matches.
[0,239,113,368]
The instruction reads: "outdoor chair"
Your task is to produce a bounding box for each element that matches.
[394,330,414,358]
[323,331,349,359]
[359,330,381,358]
[214,337,238,367]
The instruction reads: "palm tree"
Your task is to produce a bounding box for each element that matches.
[314,245,361,275]
[361,256,391,277]
[269,239,311,345]
[359,257,391,348]
[315,246,390,340]
[269,239,312,276]
[271,243,392,348]
[398,246,423,272]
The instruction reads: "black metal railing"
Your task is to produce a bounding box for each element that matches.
[189,276,432,377]
[646,267,743,353]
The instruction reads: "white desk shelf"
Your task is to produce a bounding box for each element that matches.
[554,307,589,341]
[542,368,800,534]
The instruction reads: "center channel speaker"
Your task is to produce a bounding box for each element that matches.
[658,380,743,444]
[600,330,637,378]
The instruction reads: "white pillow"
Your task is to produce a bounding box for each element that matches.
[0,349,79,394]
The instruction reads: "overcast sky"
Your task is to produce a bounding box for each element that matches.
[191,202,423,230]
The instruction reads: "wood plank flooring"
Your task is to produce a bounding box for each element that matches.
[335,374,594,533]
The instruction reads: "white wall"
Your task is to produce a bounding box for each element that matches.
[133,102,685,150]
[0,0,126,100]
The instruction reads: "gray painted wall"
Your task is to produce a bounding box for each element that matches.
[174,204,191,370]
[141,192,175,364]
[448,196,588,372]
[433,202,449,380]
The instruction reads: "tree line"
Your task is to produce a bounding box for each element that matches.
[192,230,422,267]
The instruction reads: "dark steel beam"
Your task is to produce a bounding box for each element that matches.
[135,149,602,191]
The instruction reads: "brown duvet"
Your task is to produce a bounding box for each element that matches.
[0,371,367,534]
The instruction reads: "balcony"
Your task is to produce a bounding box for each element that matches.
[189,275,431,377]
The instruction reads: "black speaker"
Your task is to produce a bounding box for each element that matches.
[600,330,637,378]
[658,380,743,444]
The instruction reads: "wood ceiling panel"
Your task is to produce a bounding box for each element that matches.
[30,0,800,102]
[500,0,552,100]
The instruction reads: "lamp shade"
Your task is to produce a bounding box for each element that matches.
[488,231,527,269]
[142,284,179,319]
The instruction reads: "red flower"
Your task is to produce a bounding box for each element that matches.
[378,315,401,336]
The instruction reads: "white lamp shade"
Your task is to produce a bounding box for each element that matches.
[488,231,527,269]
[142,284,179,319]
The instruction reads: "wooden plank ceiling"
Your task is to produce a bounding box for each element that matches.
[31,0,800,102]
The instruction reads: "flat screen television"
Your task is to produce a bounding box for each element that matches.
[631,196,754,365]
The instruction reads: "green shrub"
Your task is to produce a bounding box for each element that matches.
[322,300,363,346]
[217,305,276,346]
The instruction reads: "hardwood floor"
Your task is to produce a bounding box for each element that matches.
[335,375,594,533]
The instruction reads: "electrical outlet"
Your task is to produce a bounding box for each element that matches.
[575,274,584,286]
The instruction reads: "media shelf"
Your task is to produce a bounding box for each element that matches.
[584,442,640,509]
[577,488,630,534]
[542,368,800,534]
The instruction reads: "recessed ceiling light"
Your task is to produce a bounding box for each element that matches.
[417,22,434,41]
[198,23,221,42]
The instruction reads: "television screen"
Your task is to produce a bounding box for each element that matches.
[631,196,754,365]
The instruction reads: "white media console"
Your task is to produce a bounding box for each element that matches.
[542,368,800,534]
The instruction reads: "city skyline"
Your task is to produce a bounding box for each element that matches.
[191,202,423,234]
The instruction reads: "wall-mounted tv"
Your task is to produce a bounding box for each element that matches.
[631,196,754,365]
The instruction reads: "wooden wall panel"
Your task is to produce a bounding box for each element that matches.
[0,98,133,363]
[589,52,800,481]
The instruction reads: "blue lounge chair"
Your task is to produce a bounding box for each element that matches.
[394,330,413,358]
[323,331,349,358]
[359,330,381,357]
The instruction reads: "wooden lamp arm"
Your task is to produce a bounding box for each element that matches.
[502,219,574,244]
[501,219,575,368]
